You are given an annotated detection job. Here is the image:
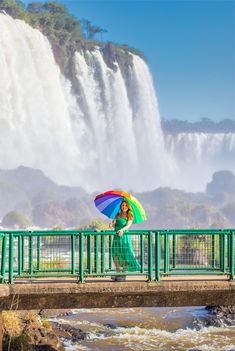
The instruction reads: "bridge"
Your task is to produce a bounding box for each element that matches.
[0,229,235,349]
[0,228,234,309]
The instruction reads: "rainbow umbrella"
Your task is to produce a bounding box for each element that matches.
[94,190,146,224]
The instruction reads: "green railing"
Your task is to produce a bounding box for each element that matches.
[0,233,7,283]
[0,229,234,283]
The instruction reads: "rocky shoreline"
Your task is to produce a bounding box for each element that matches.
[2,310,88,351]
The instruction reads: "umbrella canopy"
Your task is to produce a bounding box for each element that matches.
[94,190,146,224]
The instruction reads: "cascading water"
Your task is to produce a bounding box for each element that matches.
[165,133,235,190]
[0,13,87,185]
[74,50,174,190]
[0,13,234,192]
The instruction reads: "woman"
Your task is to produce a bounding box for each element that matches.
[109,200,140,281]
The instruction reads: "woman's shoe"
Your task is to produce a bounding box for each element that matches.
[115,275,126,282]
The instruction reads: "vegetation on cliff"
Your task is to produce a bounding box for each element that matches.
[161,117,235,134]
[0,0,145,84]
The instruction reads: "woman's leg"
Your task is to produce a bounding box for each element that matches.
[114,256,120,272]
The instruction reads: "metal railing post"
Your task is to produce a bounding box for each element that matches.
[101,235,106,273]
[164,232,170,274]
[140,234,144,273]
[172,234,177,268]
[21,235,25,272]
[220,233,226,273]
[147,232,153,281]
[95,235,99,273]
[230,231,234,280]
[87,234,92,274]
[18,235,22,276]
[1,235,7,283]
[37,236,41,271]
[29,234,33,277]
[71,234,75,275]
[109,235,112,270]
[212,234,216,269]
[79,233,84,283]
[9,233,14,284]
[155,232,161,281]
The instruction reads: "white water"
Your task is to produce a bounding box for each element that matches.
[74,50,174,190]
[165,133,235,190]
[0,13,88,185]
[50,307,235,351]
[0,13,234,192]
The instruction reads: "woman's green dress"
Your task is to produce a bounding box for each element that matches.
[112,217,140,271]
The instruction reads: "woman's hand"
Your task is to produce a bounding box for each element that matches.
[109,220,116,229]
[117,229,124,236]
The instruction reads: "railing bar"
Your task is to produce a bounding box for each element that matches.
[140,235,144,273]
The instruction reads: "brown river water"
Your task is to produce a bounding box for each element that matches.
[50,307,235,351]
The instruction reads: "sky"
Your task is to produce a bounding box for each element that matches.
[22,0,234,122]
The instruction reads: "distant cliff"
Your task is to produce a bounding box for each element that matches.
[161,118,235,134]
[0,166,234,229]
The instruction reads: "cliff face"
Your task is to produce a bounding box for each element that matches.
[0,1,144,93]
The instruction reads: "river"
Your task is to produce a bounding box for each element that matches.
[50,307,235,350]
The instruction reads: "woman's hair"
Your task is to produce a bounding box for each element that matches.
[121,200,134,221]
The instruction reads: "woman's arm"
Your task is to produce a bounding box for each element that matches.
[109,219,116,229]
[117,220,133,236]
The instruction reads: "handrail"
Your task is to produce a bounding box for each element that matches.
[0,229,233,283]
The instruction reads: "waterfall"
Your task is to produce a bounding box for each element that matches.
[74,50,173,190]
[0,13,88,185]
[165,133,235,190]
[0,13,234,193]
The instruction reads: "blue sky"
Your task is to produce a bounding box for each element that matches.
[22,0,234,122]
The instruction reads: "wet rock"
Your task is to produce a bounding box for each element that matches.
[52,321,87,341]
[204,306,235,327]
[103,323,118,329]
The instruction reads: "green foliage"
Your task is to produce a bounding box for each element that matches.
[206,171,235,196]
[3,332,33,351]
[81,18,107,40]
[1,211,31,228]
[0,0,144,82]
[222,202,235,222]
[161,118,235,134]
[38,257,68,269]
[80,218,108,231]
[1,0,85,78]
[0,0,27,19]
[41,318,51,329]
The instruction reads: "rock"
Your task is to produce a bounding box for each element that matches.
[3,312,65,351]
[52,321,87,341]
[204,306,235,327]
[103,323,118,329]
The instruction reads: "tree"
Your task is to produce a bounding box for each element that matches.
[0,0,26,19]
[42,2,67,14]
[206,171,235,196]
[27,2,44,13]
[81,19,107,40]
[222,202,235,223]
[1,211,31,228]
